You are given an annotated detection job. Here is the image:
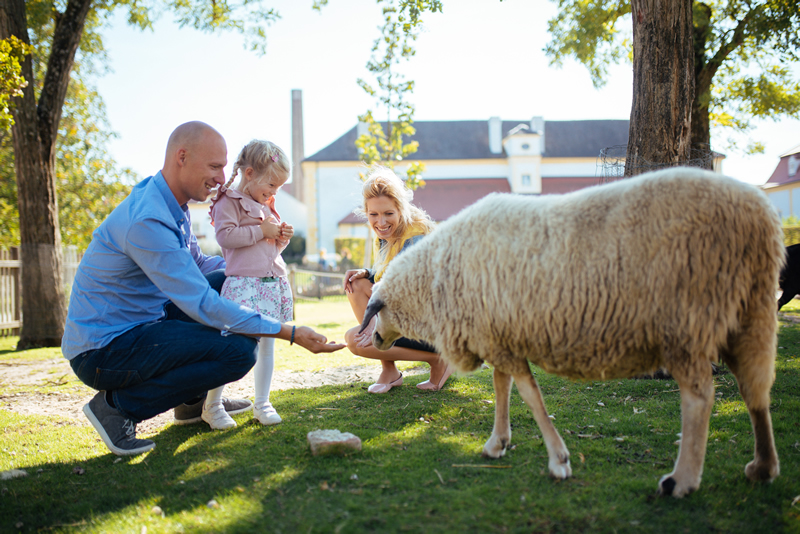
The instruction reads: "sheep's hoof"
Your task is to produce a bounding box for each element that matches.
[657,474,696,498]
[481,435,508,459]
[745,459,779,482]
[548,458,571,479]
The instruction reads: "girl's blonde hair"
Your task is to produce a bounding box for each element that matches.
[355,165,435,278]
[225,139,290,195]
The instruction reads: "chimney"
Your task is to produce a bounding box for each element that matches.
[290,89,305,203]
[530,116,545,154]
[488,116,502,154]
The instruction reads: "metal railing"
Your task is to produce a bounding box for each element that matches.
[288,265,347,302]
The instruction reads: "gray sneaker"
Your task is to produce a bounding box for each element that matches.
[173,395,253,425]
[83,392,155,456]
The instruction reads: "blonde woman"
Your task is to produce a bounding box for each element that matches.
[343,167,453,393]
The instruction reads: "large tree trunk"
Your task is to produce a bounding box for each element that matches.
[625,0,695,176]
[0,0,93,348]
[691,2,712,149]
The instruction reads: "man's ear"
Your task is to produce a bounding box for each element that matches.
[176,148,187,168]
[359,297,385,334]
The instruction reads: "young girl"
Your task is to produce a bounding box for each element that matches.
[203,139,294,429]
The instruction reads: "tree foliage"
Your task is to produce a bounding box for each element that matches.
[0,0,286,348]
[0,13,135,250]
[545,0,800,152]
[0,36,32,131]
[355,0,443,189]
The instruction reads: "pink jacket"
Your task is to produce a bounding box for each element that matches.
[210,186,289,278]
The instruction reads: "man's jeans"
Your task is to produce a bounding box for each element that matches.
[70,270,257,423]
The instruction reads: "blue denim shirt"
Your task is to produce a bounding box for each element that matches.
[61,172,280,360]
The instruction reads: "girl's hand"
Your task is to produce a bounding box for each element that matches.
[280,222,294,240]
[343,268,368,293]
[260,219,282,240]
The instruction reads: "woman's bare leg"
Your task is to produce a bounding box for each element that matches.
[345,325,450,385]
[346,278,373,323]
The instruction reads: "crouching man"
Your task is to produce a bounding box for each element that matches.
[62,121,343,456]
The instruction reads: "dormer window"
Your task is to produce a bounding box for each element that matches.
[522,174,531,187]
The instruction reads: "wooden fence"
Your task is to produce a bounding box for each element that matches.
[0,246,83,337]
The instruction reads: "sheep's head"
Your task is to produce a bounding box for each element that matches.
[359,284,402,350]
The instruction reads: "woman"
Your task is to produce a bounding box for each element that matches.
[343,166,453,394]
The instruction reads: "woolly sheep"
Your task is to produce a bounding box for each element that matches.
[360,167,783,498]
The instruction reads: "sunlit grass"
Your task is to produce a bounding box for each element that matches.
[0,301,799,532]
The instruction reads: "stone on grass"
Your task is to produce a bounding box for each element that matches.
[307,429,362,456]
[0,469,27,480]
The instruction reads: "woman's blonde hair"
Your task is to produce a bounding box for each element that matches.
[355,165,435,278]
[225,139,290,195]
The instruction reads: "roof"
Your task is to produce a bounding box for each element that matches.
[307,119,630,162]
[338,178,512,224]
[765,145,800,186]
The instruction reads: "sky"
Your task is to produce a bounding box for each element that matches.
[94,0,800,187]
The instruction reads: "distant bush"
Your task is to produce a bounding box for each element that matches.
[335,237,367,270]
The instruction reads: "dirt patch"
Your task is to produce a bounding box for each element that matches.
[0,359,427,434]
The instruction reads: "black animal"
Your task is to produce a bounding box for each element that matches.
[778,243,800,310]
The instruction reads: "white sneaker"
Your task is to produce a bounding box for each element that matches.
[201,402,237,430]
[254,403,282,426]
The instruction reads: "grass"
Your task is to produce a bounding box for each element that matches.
[0,300,799,533]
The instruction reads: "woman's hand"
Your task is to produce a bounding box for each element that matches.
[288,325,345,354]
[343,268,368,293]
[354,315,376,348]
[260,218,282,240]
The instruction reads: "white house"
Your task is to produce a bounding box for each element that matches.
[761,144,800,220]
[300,117,630,255]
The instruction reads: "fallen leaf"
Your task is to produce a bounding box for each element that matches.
[72,466,85,476]
[207,499,219,509]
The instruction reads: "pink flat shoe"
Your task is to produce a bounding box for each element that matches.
[367,373,403,394]
[417,365,454,392]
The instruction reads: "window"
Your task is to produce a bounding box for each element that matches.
[521,143,530,150]
[522,174,531,187]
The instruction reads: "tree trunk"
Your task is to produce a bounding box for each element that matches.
[691,2,712,149]
[0,0,93,348]
[625,0,695,177]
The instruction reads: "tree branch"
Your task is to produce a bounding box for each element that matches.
[38,0,93,160]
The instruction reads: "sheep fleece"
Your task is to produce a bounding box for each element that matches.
[369,167,783,496]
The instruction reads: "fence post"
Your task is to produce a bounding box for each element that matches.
[11,247,20,337]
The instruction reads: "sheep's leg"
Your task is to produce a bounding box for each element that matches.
[482,368,513,459]
[659,361,714,497]
[513,368,571,479]
[723,319,780,483]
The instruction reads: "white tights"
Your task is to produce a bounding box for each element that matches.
[205,337,275,409]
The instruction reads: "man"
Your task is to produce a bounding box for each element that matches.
[62,121,343,456]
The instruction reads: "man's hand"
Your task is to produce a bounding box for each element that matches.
[289,325,345,354]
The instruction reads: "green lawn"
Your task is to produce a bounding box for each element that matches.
[1,300,799,533]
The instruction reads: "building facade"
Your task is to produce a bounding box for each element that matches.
[301,117,630,256]
[762,144,800,221]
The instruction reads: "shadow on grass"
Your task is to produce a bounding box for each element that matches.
[1,367,798,533]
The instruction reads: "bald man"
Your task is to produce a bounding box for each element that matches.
[63,122,343,456]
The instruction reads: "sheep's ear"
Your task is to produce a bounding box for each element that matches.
[359,297,385,334]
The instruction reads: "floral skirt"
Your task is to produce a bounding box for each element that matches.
[221,275,293,323]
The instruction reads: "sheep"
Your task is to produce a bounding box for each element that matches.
[360,167,782,498]
[778,243,800,311]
